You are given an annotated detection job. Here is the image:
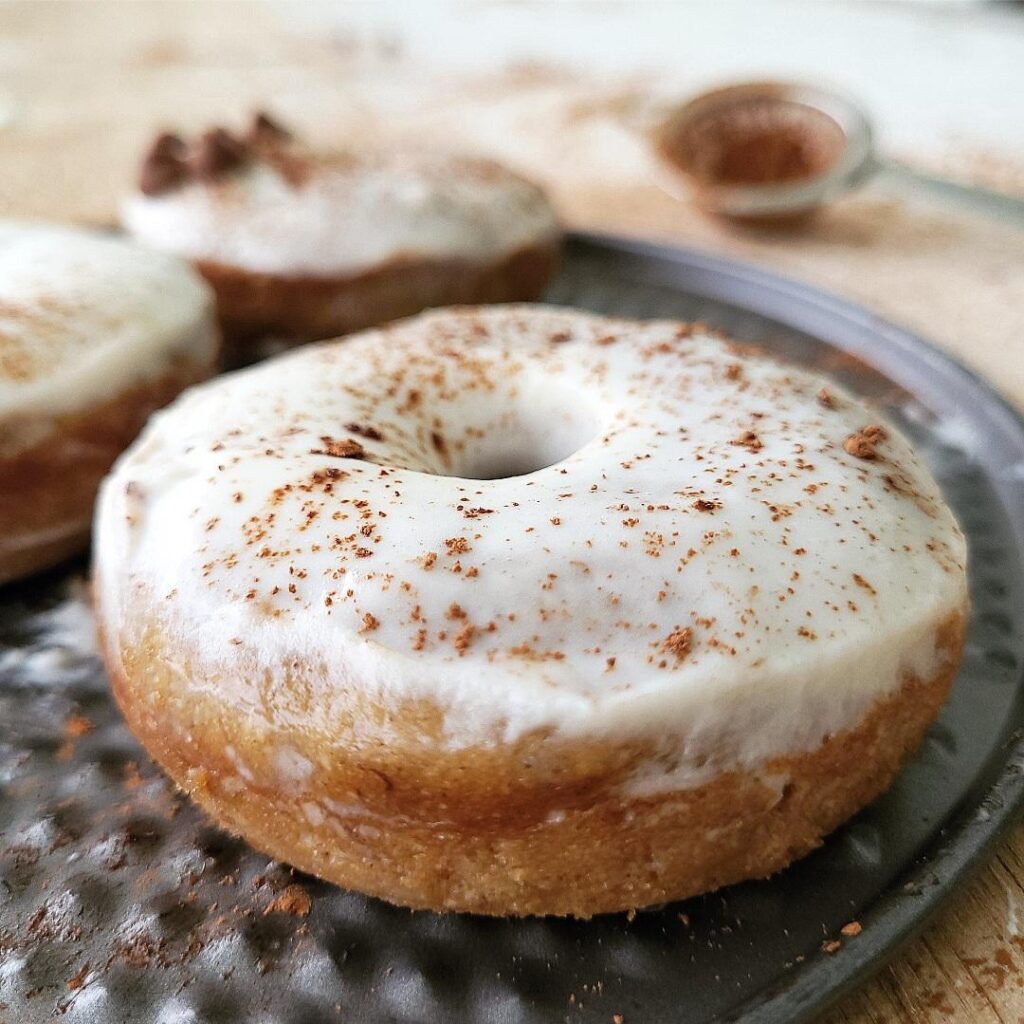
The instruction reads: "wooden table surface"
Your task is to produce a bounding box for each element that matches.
[2,3,1024,1020]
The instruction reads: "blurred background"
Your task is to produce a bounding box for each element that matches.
[4,0,1019,398]
[1,0,1022,220]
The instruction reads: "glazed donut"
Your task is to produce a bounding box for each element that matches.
[93,306,967,916]
[121,114,561,355]
[0,221,218,586]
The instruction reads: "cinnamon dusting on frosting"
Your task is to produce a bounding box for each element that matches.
[312,437,366,460]
[731,430,763,453]
[662,627,693,663]
[344,422,385,442]
[844,424,887,460]
[453,621,476,654]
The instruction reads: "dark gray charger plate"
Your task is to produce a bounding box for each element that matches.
[2,233,1024,1024]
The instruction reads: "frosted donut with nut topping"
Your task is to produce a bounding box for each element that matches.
[121,114,561,354]
[93,305,967,916]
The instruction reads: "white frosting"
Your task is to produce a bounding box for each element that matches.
[0,221,218,440]
[94,307,967,790]
[121,151,560,278]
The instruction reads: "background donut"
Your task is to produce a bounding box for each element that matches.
[122,115,562,358]
[0,221,219,585]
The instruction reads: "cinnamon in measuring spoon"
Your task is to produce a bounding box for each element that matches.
[663,98,845,187]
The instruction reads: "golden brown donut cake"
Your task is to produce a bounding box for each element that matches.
[92,306,967,917]
[0,221,218,586]
[121,115,561,356]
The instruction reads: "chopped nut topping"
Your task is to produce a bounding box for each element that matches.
[139,113,299,195]
[247,110,292,145]
[189,127,248,182]
[139,132,188,196]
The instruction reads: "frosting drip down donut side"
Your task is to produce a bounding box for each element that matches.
[94,306,967,795]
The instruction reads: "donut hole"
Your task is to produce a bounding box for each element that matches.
[456,414,596,480]
[433,384,602,481]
